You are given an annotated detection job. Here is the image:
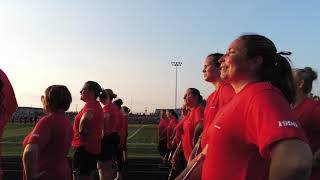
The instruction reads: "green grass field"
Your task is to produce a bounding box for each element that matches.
[1,123,160,157]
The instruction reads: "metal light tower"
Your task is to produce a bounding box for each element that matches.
[171,61,182,109]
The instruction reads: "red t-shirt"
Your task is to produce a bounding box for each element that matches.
[0,69,18,136]
[72,101,104,154]
[201,82,234,148]
[182,105,204,160]
[0,69,17,116]
[23,112,73,180]
[0,69,18,178]
[167,116,178,149]
[102,102,119,136]
[158,118,169,140]
[173,117,186,147]
[167,117,178,139]
[293,98,320,180]
[202,82,306,180]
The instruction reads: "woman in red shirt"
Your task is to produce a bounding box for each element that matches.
[72,81,104,180]
[0,69,18,179]
[169,105,190,179]
[199,34,312,180]
[113,98,125,179]
[22,85,73,180]
[97,89,119,180]
[176,53,235,179]
[181,88,204,162]
[292,67,320,180]
[114,99,125,150]
[158,109,169,162]
[122,106,130,163]
[172,105,190,151]
[166,109,179,151]
[200,53,235,150]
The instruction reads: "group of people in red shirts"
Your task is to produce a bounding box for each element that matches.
[158,34,320,180]
[19,81,130,180]
[158,109,179,164]
[1,33,320,180]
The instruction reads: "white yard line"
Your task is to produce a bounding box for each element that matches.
[127,125,147,140]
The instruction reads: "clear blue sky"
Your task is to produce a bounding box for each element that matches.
[1,0,319,112]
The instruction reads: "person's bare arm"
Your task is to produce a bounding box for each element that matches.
[102,112,111,135]
[170,128,177,140]
[269,139,312,180]
[79,111,93,136]
[23,144,46,180]
[171,141,182,167]
[23,144,38,180]
[188,137,202,163]
[192,122,203,146]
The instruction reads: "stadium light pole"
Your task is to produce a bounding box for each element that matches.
[171,61,182,110]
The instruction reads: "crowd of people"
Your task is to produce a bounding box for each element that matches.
[1,33,320,180]
[157,34,320,180]
[0,73,130,180]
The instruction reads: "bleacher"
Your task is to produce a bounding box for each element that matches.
[9,107,161,124]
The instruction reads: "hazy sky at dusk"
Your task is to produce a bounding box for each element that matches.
[1,0,319,112]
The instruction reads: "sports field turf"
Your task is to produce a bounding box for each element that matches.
[1,123,160,157]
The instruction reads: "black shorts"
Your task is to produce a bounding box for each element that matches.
[116,147,124,170]
[158,139,168,157]
[99,132,120,161]
[72,147,99,176]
